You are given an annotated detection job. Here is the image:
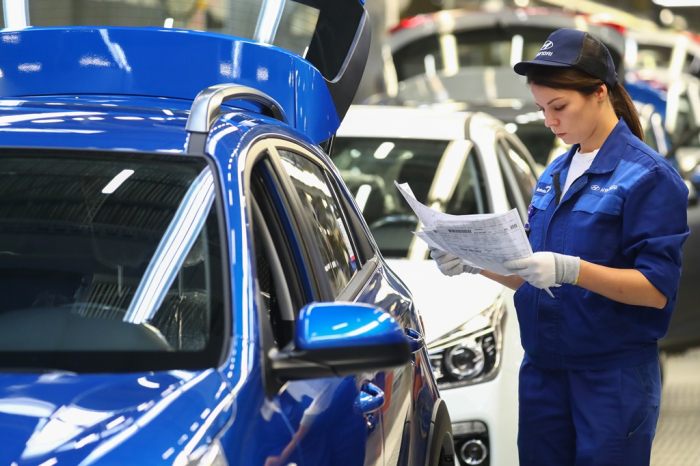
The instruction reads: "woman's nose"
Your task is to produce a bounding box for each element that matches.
[544,113,557,129]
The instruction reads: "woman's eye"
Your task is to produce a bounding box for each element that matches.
[554,105,566,111]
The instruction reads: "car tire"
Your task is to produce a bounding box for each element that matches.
[425,399,455,466]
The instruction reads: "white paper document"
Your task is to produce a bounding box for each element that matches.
[395,181,533,276]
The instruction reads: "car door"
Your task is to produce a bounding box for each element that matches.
[272,139,429,466]
[246,137,390,466]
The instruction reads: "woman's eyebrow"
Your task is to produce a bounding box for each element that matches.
[547,97,564,105]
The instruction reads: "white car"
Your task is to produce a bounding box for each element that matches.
[332,105,540,466]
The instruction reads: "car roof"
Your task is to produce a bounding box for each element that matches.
[336,105,504,141]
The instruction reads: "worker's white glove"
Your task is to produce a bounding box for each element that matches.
[430,248,483,277]
[503,252,580,289]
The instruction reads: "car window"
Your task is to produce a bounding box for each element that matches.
[641,111,661,154]
[497,137,537,218]
[674,95,700,148]
[514,123,557,167]
[277,149,359,298]
[635,43,673,70]
[0,150,226,372]
[249,153,306,349]
[23,0,319,57]
[331,136,488,258]
[393,27,562,82]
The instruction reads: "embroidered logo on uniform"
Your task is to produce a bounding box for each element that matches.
[536,185,552,194]
[591,184,617,193]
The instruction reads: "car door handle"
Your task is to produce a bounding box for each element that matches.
[354,382,385,414]
[405,328,424,353]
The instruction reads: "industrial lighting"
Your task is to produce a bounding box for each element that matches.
[510,35,524,68]
[652,0,700,6]
[102,169,134,194]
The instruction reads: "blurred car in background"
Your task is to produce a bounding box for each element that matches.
[0,1,456,465]
[381,7,626,97]
[625,27,700,83]
[332,105,540,466]
[366,7,626,173]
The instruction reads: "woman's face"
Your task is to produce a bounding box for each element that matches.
[530,83,608,152]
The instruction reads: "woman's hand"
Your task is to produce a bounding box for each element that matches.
[430,248,482,276]
[503,252,580,289]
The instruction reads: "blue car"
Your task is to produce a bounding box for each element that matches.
[0,1,453,464]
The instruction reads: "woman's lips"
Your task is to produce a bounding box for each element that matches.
[555,132,567,138]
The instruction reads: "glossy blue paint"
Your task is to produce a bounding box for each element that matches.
[0,96,191,152]
[354,382,385,414]
[296,302,408,350]
[626,80,667,122]
[0,2,447,463]
[0,27,340,144]
[0,370,232,465]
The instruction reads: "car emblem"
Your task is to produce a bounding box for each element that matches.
[540,41,554,51]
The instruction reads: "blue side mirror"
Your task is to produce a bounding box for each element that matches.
[270,302,411,381]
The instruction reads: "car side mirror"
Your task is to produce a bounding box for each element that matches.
[269,302,411,382]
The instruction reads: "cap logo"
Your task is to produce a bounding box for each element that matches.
[540,40,554,51]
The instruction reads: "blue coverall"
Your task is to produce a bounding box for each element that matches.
[515,119,690,465]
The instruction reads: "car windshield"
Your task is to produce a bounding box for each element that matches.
[332,137,488,258]
[393,26,558,83]
[392,25,623,84]
[1,0,319,57]
[0,150,225,373]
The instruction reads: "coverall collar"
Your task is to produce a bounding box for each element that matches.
[551,118,632,176]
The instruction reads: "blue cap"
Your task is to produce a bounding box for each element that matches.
[513,28,617,88]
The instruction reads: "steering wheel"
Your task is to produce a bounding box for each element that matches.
[368,214,420,230]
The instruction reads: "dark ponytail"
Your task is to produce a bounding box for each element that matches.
[608,83,644,141]
[525,66,644,141]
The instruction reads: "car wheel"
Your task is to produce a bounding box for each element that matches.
[425,399,455,466]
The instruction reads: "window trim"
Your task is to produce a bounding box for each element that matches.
[269,139,371,300]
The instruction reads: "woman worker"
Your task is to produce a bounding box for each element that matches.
[431,28,690,465]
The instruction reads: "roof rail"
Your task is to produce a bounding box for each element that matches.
[186,83,288,154]
[186,83,288,133]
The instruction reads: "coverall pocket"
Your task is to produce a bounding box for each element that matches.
[526,191,553,251]
[570,193,623,260]
[622,360,661,439]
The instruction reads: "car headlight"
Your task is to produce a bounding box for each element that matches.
[427,297,506,389]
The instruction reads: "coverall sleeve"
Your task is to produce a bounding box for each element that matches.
[622,168,690,304]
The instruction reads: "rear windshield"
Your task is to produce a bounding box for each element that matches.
[0,150,226,373]
[4,0,319,57]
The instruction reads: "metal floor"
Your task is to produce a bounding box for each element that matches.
[651,348,700,465]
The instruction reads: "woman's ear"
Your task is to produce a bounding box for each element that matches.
[595,84,607,104]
